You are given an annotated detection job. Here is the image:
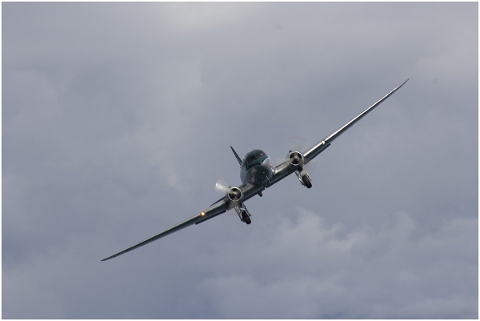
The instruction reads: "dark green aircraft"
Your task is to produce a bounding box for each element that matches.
[102,79,409,261]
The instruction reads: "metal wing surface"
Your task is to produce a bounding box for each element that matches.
[303,79,409,163]
[102,182,266,261]
[267,79,409,188]
[101,200,228,261]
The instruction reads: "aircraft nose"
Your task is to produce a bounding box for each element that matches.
[255,163,273,178]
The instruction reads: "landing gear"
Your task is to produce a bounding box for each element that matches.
[234,203,251,224]
[241,211,251,224]
[295,166,312,188]
[302,174,312,188]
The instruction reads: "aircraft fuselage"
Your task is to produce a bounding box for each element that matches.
[240,149,274,186]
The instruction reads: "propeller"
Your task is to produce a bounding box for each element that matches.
[227,187,242,202]
[305,158,317,174]
[288,136,317,174]
[273,137,305,168]
[214,178,229,194]
[213,178,241,215]
[288,136,306,152]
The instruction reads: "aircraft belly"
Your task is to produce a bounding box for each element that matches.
[245,165,273,185]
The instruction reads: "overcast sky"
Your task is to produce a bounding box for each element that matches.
[3,2,477,318]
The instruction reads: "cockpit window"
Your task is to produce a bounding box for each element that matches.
[246,154,256,164]
[244,150,268,169]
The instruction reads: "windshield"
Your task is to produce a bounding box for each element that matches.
[244,150,267,170]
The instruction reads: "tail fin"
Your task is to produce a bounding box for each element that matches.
[230,146,242,166]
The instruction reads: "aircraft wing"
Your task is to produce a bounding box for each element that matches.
[267,79,409,187]
[101,200,228,261]
[102,183,265,261]
[303,79,409,163]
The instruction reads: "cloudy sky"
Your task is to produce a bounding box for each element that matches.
[3,2,477,318]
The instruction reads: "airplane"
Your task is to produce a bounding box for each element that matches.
[102,79,409,261]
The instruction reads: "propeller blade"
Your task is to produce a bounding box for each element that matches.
[305,159,317,174]
[213,179,238,216]
[288,136,306,152]
[214,178,229,194]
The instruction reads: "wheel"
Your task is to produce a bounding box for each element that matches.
[302,175,312,188]
[241,211,251,224]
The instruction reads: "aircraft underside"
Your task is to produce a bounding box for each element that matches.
[101,79,409,261]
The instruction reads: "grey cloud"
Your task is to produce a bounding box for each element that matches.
[198,209,477,318]
[3,2,477,318]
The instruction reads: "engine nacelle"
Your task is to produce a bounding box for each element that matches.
[287,151,305,168]
[226,186,243,203]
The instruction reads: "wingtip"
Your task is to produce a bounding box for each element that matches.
[394,78,410,91]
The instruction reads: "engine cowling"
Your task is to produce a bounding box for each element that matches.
[287,151,304,168]
[226,186,243,203]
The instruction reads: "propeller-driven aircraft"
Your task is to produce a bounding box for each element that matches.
[102,79,409,261]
